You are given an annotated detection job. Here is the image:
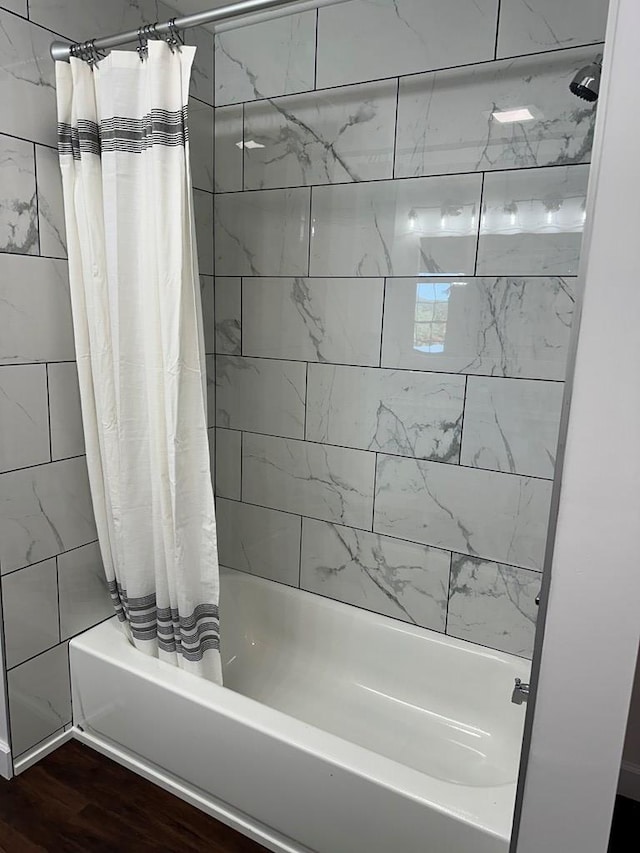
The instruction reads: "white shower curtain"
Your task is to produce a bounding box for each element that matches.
[55,41,222,682]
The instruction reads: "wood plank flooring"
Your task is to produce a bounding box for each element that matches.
[0,740,268,852]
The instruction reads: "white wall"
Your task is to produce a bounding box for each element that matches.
[514,0,640,849]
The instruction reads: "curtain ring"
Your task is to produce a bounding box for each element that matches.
[164,18,184,53]
[86,39,105,68]
[137,26,149,62]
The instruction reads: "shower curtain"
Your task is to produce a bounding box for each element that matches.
[55,41,222,683]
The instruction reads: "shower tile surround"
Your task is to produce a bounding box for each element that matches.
[0,0,215,762]
[212,0,608,661]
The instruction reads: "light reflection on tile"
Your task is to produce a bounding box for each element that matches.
[395,48,597,178]
[310,174,482,277]
[243,80,397,190]
[214,104,243,193]
[381,276,574,380]
[477,164,590,276]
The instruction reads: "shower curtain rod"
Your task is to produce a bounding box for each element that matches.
[50,0,350,62]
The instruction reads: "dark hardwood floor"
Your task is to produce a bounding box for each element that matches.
[0,740,268,852]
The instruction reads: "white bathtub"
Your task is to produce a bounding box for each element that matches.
[70,567,530,853]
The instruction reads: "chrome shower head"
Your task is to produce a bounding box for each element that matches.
[570,59,602,102]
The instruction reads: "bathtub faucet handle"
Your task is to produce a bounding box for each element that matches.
[512,677,530,705]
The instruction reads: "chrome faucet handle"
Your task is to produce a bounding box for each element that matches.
[512,677,530,705]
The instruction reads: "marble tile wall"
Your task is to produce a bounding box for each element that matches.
[212,0,609,661]
[0,0,215,763]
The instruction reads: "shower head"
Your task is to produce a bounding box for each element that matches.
[570,59,602,102]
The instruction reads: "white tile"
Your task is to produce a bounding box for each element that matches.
[215,11,316,106]
[447,554,539,657]
[193,189,214,275]
[214,277,241,354]
[0,364,49,473]
[0,456,97,574]
[215,187,310,276]
[395,48,598,179]
[58,541,112,640]
[48,362,85,461]
[0,11,58,146]
[35,144,67,259]
[1,1,27,16]
[206,354,215,427]
[477,165,590,276]
[497,0,608,58]
[316,0,499,88]
[215,355,306,439]
[2,559,59,668]
[7,643,71,756]
[214,104,243,192]
[306,364,464,463]
[189,97,214,192]
[215,428,241,500]
[188,24,215,107]
[201,275,215,355]
[0,134,38,254]
[374,454,552,570]
[29,0,164,42]
[310,174,482,277]
[243,433,376,529]
[0,255,75,364]
[242,277,383,365]
[243,80,397,190]
[301,518,450,631]
[461,376,564,479]
[381,276,575,380]
[215,498,300,586]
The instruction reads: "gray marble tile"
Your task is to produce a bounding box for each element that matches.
[48,361,85,461]
[0,11,58,146]
[0,134,38,255]
[374,454,552,570]
[395,48,598,179]
[207,426,215,486]
[7,642,71,756]
[301,518,450,631]
[215,428,241,500]
[35,144,66,260]
[461,376,564,479]
[0,364,49,473]
[188,24,215,107]
[215,11,316,106]
[316,0,499,88]
[215,355,306,439]
[2,559,59,668]
[189,97,214,193]
[497,0,608,58]
[306,364,465,463]
[1,1,27,16]
[242,277,383,365]
[214,277,241,355]
[0,456,97,574]
[215,497,300,586]
[243,80,397,190]
[193,189,214,275]
[214,104,243,192]
[243,433,376,529]
[447,554,540,657]
[29,0,165,42]
[0,255,76,364]
[310,174,482,277]
[477,164,590,276]
[381,276,575,380]
[201,275,215,355]
[206,354,215,428]
[58,541,112,641]
[215,187,310,276]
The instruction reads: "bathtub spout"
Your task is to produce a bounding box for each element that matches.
[511,678,530,705]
